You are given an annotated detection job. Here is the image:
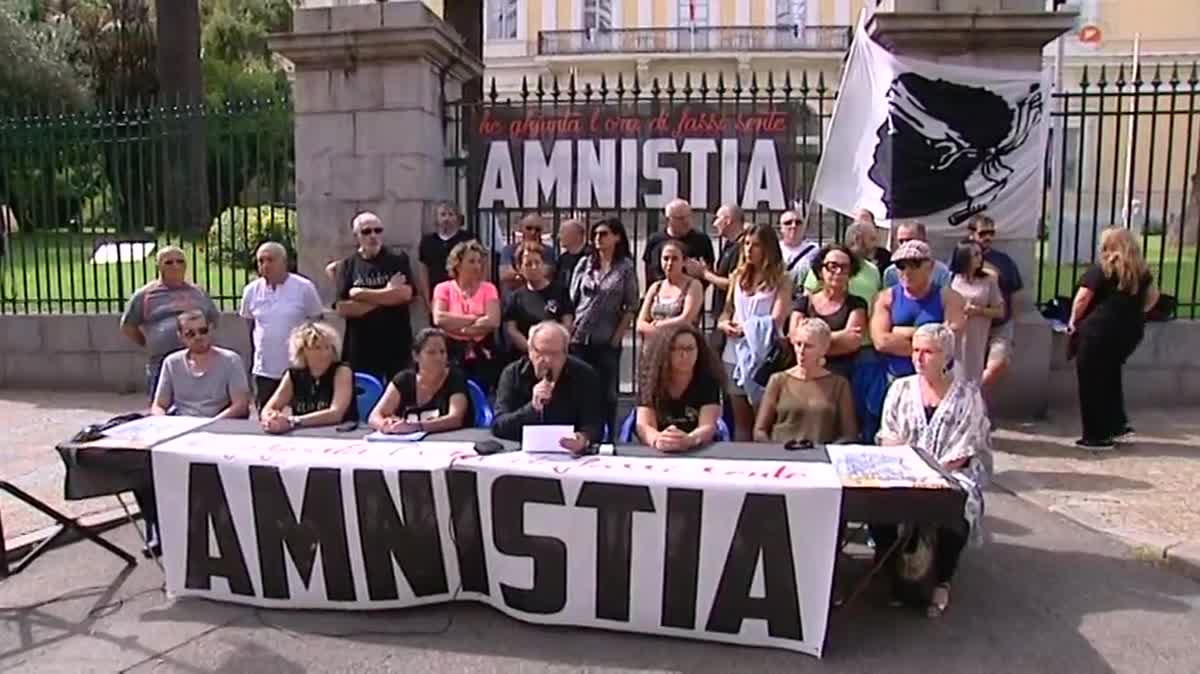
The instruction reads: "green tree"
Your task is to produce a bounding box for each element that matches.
[0,0,89,109]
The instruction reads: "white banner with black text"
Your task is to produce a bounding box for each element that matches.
[152,433,843,656]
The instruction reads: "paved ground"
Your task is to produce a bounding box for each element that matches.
[1,391,145,538]
[992,408,1200,572]
[1,489,1198,673]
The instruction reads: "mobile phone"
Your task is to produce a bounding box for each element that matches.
[336,420,359,433]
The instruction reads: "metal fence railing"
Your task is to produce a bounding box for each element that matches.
[1040,62,1200,317]
[0,96,295,314]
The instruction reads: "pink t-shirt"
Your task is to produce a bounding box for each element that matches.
[433,280,499,342]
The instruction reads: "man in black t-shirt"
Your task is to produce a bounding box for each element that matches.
[643,199,716,286]
[555,218,590,290]
[334,212,415,382]
[504,245,574,353]
[418,203,475,303]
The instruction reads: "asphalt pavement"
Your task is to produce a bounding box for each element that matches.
[1,488,1197,674]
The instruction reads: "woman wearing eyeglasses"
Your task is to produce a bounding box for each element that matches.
[753,318,857,445]
[260,322,356,433]
[635,323,727,452]
[791,244,869,380]
[570,218,640,438]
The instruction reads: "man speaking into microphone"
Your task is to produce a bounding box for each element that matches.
[493,321,605,453]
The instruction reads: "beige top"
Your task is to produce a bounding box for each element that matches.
[758,371,858,444]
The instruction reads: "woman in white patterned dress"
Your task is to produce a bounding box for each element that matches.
[874,322,992,618]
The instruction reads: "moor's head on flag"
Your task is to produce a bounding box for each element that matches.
[868,74,1045,226]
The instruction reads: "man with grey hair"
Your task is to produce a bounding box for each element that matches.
[492,320,605,452]
[778,210,820,291]
[239,241,325,410]
[417,202,475,305]
[333,211,415,381]
[852,208,893,271]
[121,245,220,398]
[644,198,715,285]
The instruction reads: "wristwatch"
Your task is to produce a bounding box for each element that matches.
[288,416,301,430]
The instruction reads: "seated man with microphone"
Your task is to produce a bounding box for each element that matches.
[492,320,605,453]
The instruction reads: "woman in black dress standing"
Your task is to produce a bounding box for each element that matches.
[1068,226,1159,449]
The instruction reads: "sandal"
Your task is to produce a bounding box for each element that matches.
[927,583,950,618]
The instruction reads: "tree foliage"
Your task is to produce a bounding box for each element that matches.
[0,0,90,109]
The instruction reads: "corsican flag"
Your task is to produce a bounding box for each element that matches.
[811,25,1049,238]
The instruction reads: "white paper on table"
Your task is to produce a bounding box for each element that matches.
[84,415,216,449]
[521,425,576,454]
[364,431,428,442]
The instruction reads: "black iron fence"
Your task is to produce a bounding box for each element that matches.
[1041,62,1200,317]
[0,96,295,314]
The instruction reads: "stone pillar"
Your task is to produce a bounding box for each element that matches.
[269,1,484,305]
[869,0,1076,418]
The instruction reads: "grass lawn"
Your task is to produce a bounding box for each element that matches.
[1036,233,1199,317]
[1,232,252,314]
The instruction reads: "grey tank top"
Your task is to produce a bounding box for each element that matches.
[650,279,692,321]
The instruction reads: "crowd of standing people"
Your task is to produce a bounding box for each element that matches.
[116,197,1161,616]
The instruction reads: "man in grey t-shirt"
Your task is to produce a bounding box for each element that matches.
[151,310,250,419]
[121,246,220,397]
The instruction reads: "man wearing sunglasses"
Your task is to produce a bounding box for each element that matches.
[881,221,952,290]
[966,214,1024,393]
[871,240,965,378]
[151,310,250,419]
[333,211,416,382]
[499,213,557,294]
[121,245,220,399]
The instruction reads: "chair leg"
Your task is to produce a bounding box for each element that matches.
[0,481,137,575]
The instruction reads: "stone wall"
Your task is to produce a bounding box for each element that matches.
[0,312,250,394]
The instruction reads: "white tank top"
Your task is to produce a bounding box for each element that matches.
[722,283,777,364]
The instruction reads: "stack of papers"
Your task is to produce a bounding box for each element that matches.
[364,430,428,442]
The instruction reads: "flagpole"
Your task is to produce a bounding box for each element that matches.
[807,10,867,227]
[1121,32,1140,228]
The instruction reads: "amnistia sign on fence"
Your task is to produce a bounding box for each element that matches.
[152,432,843,656]
[475,105,796,212]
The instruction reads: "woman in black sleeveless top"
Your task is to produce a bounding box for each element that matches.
[368,328,471,434]
[261,322,356,433]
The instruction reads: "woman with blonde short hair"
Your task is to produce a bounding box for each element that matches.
[1068,226,1160,449]
[753,317,857,445]
[433,239,502,389]
[260,322,356,433]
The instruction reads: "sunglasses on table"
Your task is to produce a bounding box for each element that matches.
[358,227,384,235]
[894,259,928,271]
[784,439,814,451]
[183,326,210,339]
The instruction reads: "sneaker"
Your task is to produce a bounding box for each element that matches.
[1075,437,1115,450]
[1115,425,1135,441]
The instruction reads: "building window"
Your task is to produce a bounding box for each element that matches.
[487,0,519,40]
[678,0,709,26]
[583,0,612,31]
[776,0,807,26]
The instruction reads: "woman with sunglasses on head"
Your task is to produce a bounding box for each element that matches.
[260,322,356,433]
[635,324,727,452]
[570,218,640,438]
[753,318,857,445]
[949,240,1005,384]
[369,328,471,434]
[871,236,966,380]
[636,239,704,340]
[716,223,793,439]
[432,240,502,391]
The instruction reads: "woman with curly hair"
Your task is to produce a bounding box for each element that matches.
[1068,226,1160,449]
[432,239,502,390]
[259,322,356,433]
[635,323,727,452]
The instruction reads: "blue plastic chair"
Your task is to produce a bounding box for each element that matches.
[620,410,730,443]
[353,372,385,421]
[465,379,494,428]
